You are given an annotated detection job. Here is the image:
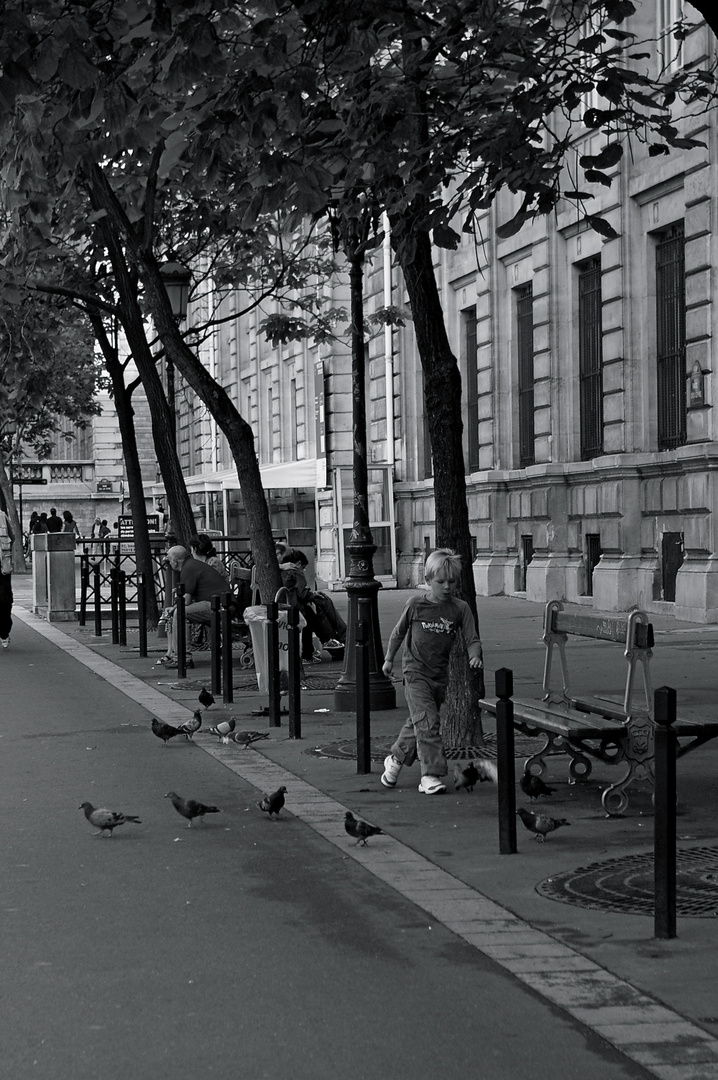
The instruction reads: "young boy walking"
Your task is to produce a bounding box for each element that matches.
[381,549,483,794]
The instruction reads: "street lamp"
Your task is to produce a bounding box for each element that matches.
[334,241,396,712]
[159,260,191,444]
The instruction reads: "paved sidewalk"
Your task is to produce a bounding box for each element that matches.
[8,574,718,1079]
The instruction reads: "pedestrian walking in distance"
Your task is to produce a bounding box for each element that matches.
[381,549,483,795]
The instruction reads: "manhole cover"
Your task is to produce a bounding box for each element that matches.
[537,846,718,917]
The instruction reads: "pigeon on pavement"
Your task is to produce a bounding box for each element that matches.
[257,786,287,818]
[165,791,221,828]
[520,772,556,800]
[80,802,141,837]
[198,688,215,710]
[474,759,499,783]
[516,807,570,842]
[151,718,184,745]
[453,761,480,792]
[344,811,383,846]
[207,719,236,744]
[177,709,203,740]
[233,730,270,748]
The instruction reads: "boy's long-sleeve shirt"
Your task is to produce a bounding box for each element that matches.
[384,594,481,686]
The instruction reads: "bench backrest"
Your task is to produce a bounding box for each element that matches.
[548,609,654,649]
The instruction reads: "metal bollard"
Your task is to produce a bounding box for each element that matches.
[654,685,677,940]
[495,668,517,855]
[287,605,301,739]
[221,594,233,704]
[118,570,127,646]
[110,567,119,645]
[176,583,187,679]
[79,550,89,627]
[210,594,222,696]
[93,561,102,637]
[356,619,371,774]
[137,572,148,658]
[266,602,282,728]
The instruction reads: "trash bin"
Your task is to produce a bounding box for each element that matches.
[243,605,305,693]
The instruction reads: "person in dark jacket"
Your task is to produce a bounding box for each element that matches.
[46,508,63,533]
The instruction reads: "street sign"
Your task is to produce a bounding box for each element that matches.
[13,477,47,485]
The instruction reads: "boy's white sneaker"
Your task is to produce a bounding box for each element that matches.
[418,775,446,795]
[0,637,8,649]
[381,755,402,788]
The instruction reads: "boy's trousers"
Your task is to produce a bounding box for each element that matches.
[390,674,447,778]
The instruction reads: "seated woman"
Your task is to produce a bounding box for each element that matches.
[188,534,230,581]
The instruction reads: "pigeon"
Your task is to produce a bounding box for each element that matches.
[151,717,184,745]
[520,772,556,800]
[516,807,570,842]
[344,811,383,846]
[453,761,480,792]
[198,688,215,710]
[474,759,499,783]
[177,709,203,740]
[165,791,221,828]
[207,719,236,744]
[257,786,287,818]
[232,730,270,748]
[80,802,141,837]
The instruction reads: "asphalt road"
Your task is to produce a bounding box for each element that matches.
[0,617,650,1080]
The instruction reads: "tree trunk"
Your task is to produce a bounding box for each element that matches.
[391,219,484,747]
[89,165,282,603]
[0,450,27,572]
[90,312,161,628]
[92,213,197,549]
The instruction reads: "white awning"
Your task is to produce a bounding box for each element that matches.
[180,459,319,493]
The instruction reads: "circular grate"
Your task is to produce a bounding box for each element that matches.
[306,732,540,764]
[537,846,718,917]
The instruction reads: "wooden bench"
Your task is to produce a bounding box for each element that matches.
[481,600,718,816]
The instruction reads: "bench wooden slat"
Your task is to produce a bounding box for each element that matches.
[480,697,626,739]
[551,611,654,648]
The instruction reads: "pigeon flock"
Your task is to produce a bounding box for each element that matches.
[84,689,573,848]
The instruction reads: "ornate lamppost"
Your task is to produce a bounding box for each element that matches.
[334,231,396,712]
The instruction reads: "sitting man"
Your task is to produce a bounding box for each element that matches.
[160,545,233,667]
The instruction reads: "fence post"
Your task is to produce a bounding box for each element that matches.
[287,605,302,739]
[221,593,233,704]
[110,566,119,645]
[176,583,187,680]
[496,667,517,855]
[266,601,282,728]
[93,561,102,637]
[79,550,89,627]
[210,594,222,696]
[356,618,371,774]
[118,569,127,646]
[137,572,148,658]
[654,685,677,940]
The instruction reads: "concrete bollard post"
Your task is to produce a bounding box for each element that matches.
[32,532,76,621]
[176,584,187,679]
[221,594,233,703]
[137,573,148,658]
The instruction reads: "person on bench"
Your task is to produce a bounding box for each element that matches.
[159,545,234,668]
[279,548,346,661]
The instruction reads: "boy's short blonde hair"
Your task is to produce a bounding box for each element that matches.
[424,548,462,582]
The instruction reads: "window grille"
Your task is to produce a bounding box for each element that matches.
[579,258,603,460]
[517,284,535,468]
[656,224,686,450]
[464,310,479,471]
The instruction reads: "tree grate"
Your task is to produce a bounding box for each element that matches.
[307,732,538,764]
[536,846,718,917]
